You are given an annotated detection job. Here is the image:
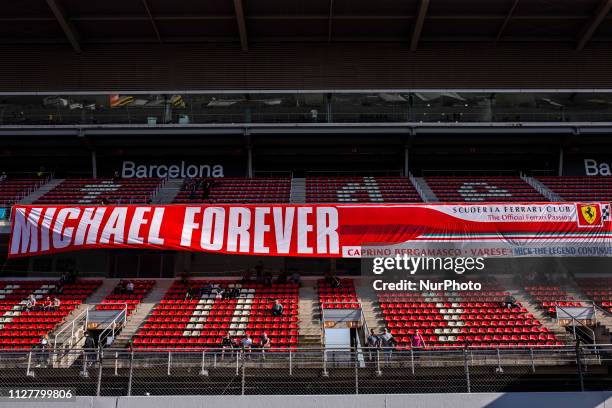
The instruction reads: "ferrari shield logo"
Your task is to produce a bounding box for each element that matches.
[581,205,597,224]
[577,203,602,227]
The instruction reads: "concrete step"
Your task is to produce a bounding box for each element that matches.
[355,281,385,333]
[152,178,184,204]
[290,178,306,204]
[20,178,64,204]
[49,279,119,340]
[112,280,174,347]
[413,176,438,202]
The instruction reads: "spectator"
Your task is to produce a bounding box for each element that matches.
[126,281,134,293]
[0,172,7,183]
[42,296,53,311]
[276,271,288,284]
[25,294,37,312]
[242,269,252,283]
[503,294,519,309]
[271,299,284,316]
[255,261,264,283]
[215,287,225,300]
[227,287,240,299]
[36,334,49,367]
[180,272,189,286]
[290,271,301,286]
[330,275,341,289]
[221,333,234,360]
[411,329,426,350]
[118,281,127,294]
[366,329,380,362]
[202,179,216,200]
[379,329,396,365]
[241,334,253,358]
[259,332,271,359]
[185,287,194,300]
[83,332,97,369]
[52,296,61,311]
[263,271,273,287]
[112,171,120,183]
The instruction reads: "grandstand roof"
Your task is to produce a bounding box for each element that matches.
[4,0,612,53]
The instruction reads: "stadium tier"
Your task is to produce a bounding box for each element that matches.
[0,177,47,206]
[524,285,584,317]
[318,278,360,309]
[425,176,544,202]
[306,176,421,203]
[174,177,291,203]
[0,279,101,350]
[95,280,156,314]
[537,176,612,201]
[378,283,560,348]
[133,280,299,349]
[576,278,612,313]
[34,178,162,204]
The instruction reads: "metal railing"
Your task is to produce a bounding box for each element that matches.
[0,345,610,396]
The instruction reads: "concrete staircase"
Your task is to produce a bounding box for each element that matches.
[566,286,612,344]
[355,281,385,333]
[297,281,322,346]
[152,178,184,204]
[19,178,64,204]
[512,291,575,344]
[290,177,306,204]
[413,177,438,202]
[50,279,120,339]
[521,174,563,201]
[111,279,173,348]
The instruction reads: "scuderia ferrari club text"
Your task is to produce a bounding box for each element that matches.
[10,205,340,256]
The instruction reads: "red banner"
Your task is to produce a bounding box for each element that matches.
[8,203,612,258]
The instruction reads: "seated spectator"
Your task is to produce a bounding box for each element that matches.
[215,288,225,300]
[185,287,194,300]
[117,281,127,294]
[25,294,37,312]
[112,171,120,183]
[242,269,252,283]
[203,283,214,295]
[330,275,341,289]
[25,299,35,313]
[180,272,189,286]
[263,271,273,287]
[42,296,53,311]
[126,281,134,293]
[0,172,7,183]
[51,296,61,311]
[276,271,288,284]
[271,299,284,316]
[290,271,301,286]
[226,287,240,299]
[503,294,519,309]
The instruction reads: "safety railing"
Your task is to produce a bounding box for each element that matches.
[97,303,129,348]
[0,345,609,396]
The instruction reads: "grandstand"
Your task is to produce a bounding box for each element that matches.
[1,0,612,405]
